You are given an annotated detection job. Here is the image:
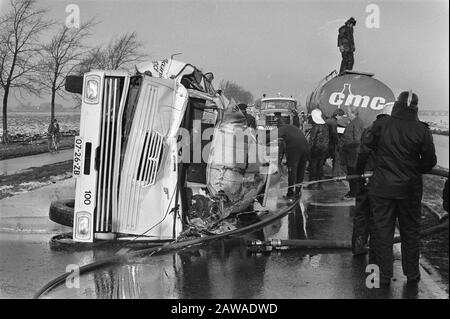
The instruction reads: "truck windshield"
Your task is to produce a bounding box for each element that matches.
[262,100,296,110]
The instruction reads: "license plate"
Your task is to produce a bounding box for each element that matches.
[73,136,83,178]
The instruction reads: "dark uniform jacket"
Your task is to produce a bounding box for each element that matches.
[292,111,300,128]
[309,123,329,158]
[341,116,364,167]
[337,25,355,52]
[244,113,256,129]
[277,124,310,154]
[359,102,437,199]
[326,117,339,154]
[356,114,389,172]
[355,114,389,193]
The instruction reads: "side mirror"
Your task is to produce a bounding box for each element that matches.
[65,75,83,94]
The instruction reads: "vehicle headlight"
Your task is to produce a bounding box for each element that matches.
[84,76,100,104]
[75,212,91,240]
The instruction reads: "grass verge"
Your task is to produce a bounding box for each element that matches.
[0,136,74,160]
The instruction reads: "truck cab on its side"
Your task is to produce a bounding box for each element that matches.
[64,59,228,243]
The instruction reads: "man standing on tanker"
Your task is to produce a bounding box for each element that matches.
[338,17,356,74]
[358,91,436,286]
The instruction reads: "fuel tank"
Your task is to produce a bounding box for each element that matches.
[306,70,395,128]
[206,104,269,219]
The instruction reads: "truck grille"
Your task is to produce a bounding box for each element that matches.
[117,84,162,231]
[137,131,164,186]
[96,76,125,232]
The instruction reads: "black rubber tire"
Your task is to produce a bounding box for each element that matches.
[49,199,74,227]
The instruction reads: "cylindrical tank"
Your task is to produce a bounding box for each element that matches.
[306,71,395,128]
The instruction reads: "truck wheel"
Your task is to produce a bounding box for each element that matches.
[49,199,74,227]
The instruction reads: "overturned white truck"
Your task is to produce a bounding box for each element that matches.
[50,59,275,243]
[306,70,395,128]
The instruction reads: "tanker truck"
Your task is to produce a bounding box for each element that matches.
[305,70,395,128]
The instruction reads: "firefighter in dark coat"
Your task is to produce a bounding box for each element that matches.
[338,17,356,74]
[358,91,437,285]
[341,106,365,199]
[309,109,329,187]
[276,118,310,200]
[326,108,346,176]
[352,104,393,256]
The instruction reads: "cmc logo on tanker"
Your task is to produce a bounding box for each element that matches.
[328,83,386,110]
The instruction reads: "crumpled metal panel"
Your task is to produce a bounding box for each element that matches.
[206,105,268,220]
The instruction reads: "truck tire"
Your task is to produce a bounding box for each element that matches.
[49,199,74,227]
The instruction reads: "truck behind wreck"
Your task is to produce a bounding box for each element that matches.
[50,59,277,243]
[256,96,299,129]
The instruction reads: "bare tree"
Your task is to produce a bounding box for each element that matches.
[219,80,254,105]
[78,32,147,73]
[0,0,50,143]
[68,32,146,109]
[38,21,94,124]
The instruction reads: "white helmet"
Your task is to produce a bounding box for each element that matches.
[311,108,325,124]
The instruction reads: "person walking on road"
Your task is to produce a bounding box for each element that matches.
[308,109,329,189]
[338,17,356,74]
[358,91,437,286]
[341,107,364,199]
[275,117,310,201]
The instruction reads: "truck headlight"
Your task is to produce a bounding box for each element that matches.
[75,212,91,240]
[84,76,100,104]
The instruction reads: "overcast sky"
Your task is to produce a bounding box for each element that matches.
[1,0,449,110]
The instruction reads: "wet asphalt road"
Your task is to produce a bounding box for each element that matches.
[0,169,448,298]
[39,204,448,299]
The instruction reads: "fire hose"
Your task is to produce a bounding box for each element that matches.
[248,219,449,253]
